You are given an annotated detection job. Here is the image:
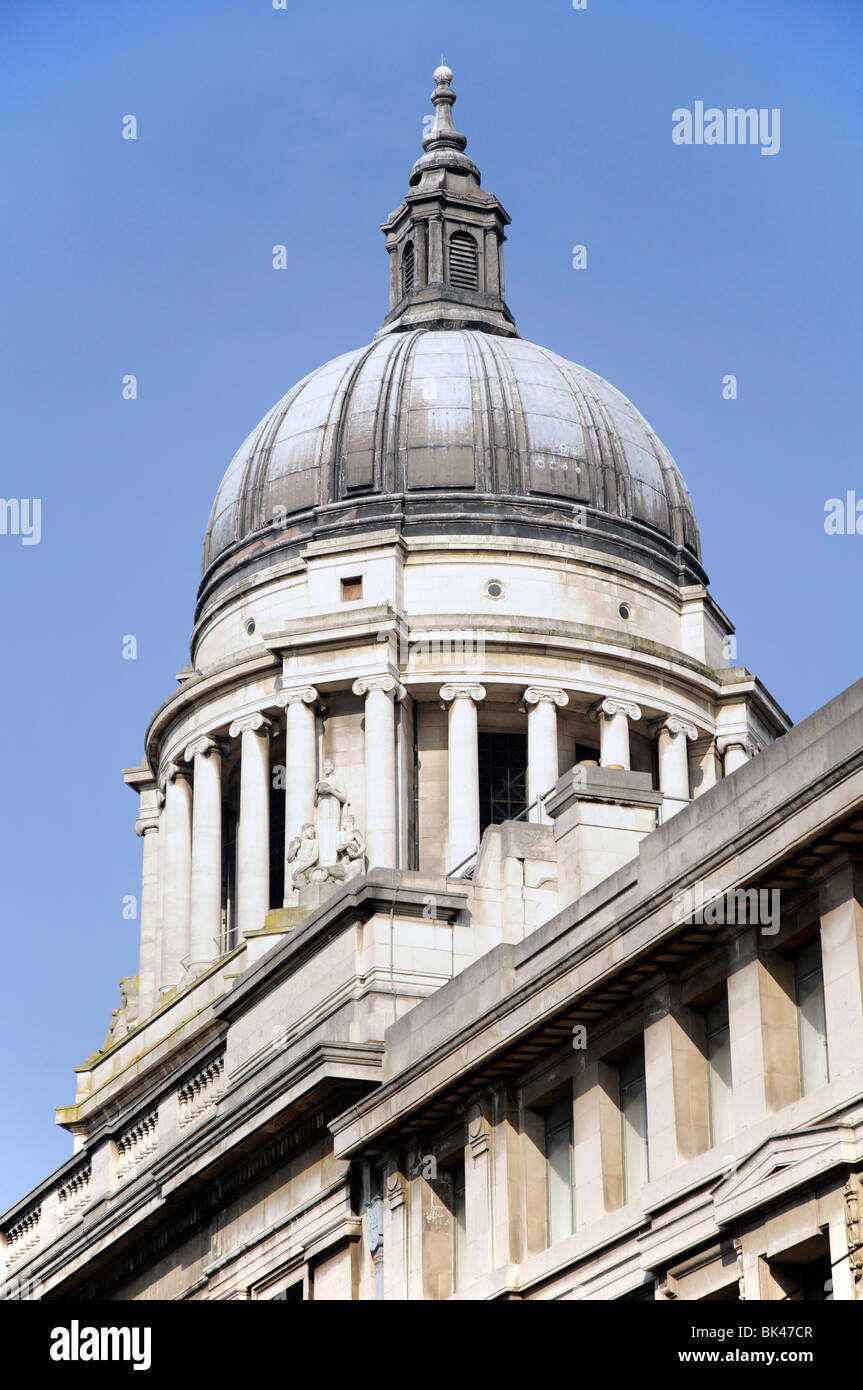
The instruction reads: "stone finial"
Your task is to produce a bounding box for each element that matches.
[422,64,468,155]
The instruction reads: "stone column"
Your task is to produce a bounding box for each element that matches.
[717,735,753,776]
[160,762,193,989]
[643,985,711,1179]
[815,855,863,1082]
[464,1102,493,1285]
[387,242,398,309]
[229,714,273,939]
[691,735,720,798]
[276,685,318,901]
[184,735,224,974]
[353,675,404,870]
[524,686,568,821]
[727,929,799,1128]
[382,1157,408,1301]
[652,716,697,818]
[591,697,641,771]
[440,684,486,872]
[135,794,162,1018]
[415,222,428,289]
[428,214,444,283]
[484,227,500,295]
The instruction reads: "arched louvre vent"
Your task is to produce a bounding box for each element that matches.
[449,232,478,291]
[402,241,415,295]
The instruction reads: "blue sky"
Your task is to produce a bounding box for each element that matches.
[0,0,860,1211]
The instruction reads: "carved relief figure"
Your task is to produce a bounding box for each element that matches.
[286,822,319,887]
[101,976,139,1052]
[338,804,366,877]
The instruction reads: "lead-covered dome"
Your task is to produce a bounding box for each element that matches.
[203,329,700,572]
[199,65,703,605]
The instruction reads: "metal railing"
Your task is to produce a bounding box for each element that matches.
[446,787,555,879]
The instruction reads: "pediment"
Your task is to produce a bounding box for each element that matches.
[713,1125,844,1226]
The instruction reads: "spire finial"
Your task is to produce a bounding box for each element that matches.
[423,63,467,154]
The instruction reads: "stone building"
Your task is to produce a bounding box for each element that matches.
[3,67,862,1303]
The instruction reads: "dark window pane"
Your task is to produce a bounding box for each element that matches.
[478,731,527,834]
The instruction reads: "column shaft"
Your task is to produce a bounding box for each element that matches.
[441,685,485,871]
[428,216,444,282]
[160,768,192,987]
[137,824,160,1016]
[594,699,640,772]
[525,687,567,820]
[484,227,500,294]
[277,687,318,902]
[186,739,223,971]
[387,245,398,309]
[353,677,402,870]
[230,716,272,937]
[655,718,697,817]
[720,739,751,775]
[415,222,428,289]
[817,857,863,1081]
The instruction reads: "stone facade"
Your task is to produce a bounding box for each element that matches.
[2,68,858,1304]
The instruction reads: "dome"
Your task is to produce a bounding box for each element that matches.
[200,65,704,605]
[203,330,700,576]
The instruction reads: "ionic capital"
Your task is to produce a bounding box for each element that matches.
[524,686,569,708]
[353,674,406,701]
[228,712,273,739]
[162,760,192,788]
[440,683,487,704]
[716,733,757,757]
[275,684,319,709]
[590,697,641,724]
[184,734,225,763]
[135,815,160,838]
[649,715,698,741]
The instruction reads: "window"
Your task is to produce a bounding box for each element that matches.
[272,1282,303,1301]
[545,1096,574,1245]
[478,731,527,833]
[452,1162,467,1292]
[449,231,478,290]
[795,939,829,1095]
[340,575,363,602]
[768,1234,833,1299]
[706,996,733,1146]
[402,241,415,295]
[620,1049,648,1203]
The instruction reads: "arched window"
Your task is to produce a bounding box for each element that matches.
[402,241,415,295]
[449,231,478,290]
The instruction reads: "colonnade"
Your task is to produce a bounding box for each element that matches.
[132,677,753,1017]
